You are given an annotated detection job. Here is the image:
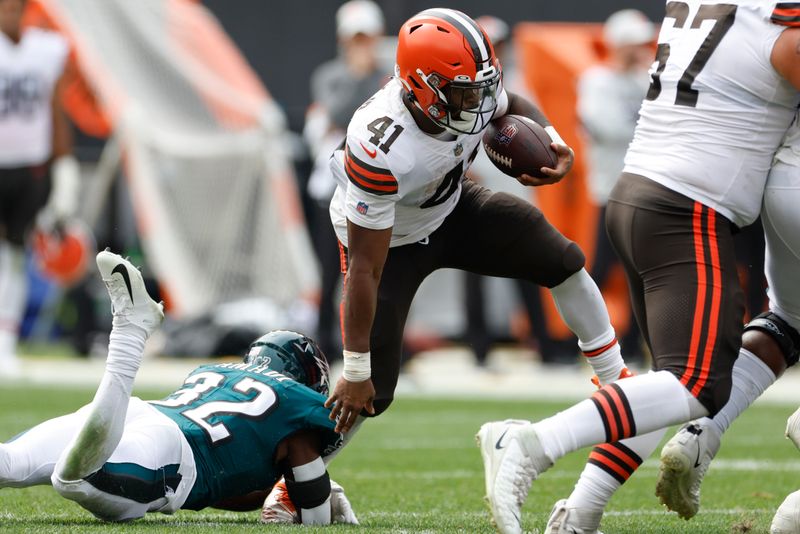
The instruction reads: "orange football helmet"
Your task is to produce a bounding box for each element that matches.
[395,8,502,135]
[31,219,95,287]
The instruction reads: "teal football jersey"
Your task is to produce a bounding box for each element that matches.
[150,363,341,510]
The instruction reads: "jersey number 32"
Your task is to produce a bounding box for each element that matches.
[151,371,277,445]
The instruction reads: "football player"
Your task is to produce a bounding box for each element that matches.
[478,2,800,533]
[0,251,356,525]
[652,112,800,532]
[324,8,633,438]
[0,0,81,376]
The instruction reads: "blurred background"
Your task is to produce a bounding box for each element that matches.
[3,0,768,392]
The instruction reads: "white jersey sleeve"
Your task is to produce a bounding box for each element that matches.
[339,131,405,231]
[330,79,485,248]
[623,0,800,228]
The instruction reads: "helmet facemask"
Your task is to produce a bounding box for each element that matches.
[415,64,500,135]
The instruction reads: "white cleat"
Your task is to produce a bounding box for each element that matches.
[772,490,800,534]
[546,499,604,534]
[96,250,164,336]
[477,419,552,534]
[656,420,721,519]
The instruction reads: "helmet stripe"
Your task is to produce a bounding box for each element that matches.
[419,9,492,69]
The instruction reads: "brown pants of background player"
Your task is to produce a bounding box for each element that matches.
[0,165,51,245]
[339,178,585,416]
[606,173,745,415]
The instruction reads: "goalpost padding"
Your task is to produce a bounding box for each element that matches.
[38,0,318,318]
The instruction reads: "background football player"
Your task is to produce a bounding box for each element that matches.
[0,251,356,525]
[656,111,800,533]
[324,8,634,445]
[478,2,800,533]
[0,0,81,377]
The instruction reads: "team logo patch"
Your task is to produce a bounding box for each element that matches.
[454,143,463,156]
[495,123,518,146]
[356,201,369,215]
[247,346,269,365]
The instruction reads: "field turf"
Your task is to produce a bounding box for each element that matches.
[0,384,797,533]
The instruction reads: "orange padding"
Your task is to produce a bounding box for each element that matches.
[515,23,630,339]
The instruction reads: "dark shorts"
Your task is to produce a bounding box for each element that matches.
[0,164,51,246]
[606,173,745,415]
[340,178,585,415]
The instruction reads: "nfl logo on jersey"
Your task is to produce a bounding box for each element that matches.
[356,201,369,215]
[496,123,518,145]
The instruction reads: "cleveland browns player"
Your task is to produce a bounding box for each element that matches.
[322,8,634,441]
[477,1,800,533]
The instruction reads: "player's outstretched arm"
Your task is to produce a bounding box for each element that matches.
[325,221,390,432]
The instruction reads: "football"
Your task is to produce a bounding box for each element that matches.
[482,114,558,178]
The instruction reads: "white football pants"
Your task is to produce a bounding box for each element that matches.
[0,398,195,521]
[762,160,800,332]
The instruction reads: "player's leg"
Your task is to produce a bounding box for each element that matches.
[655,331,783,519]
[0,410,89,488]
[51,251,164,520]
[444,180,626,386]
[547,193,668,533]
[701,158,800,438]
[54,398,194,522]
[478,174,743,533]
[659,159,800,520]
[0,241,25,376]
[0,166,48,376]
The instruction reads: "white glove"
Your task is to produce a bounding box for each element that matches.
[330,480,359,525]
[785,407,800,450]
[46,155,81,220]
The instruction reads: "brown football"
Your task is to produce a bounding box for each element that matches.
[482,114,558,178]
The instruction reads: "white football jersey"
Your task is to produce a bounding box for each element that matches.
[624,0,800,228]
[329,78,508,247]
[0,28,68,167]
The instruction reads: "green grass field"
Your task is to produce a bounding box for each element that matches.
[0,384,798,533]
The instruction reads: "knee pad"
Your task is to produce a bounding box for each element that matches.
[744,311,800,367]
[544,242,586,288]
[562,242,586,274]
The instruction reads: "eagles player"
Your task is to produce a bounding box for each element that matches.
[0,251,356,525]
[325,8,634,439]
[0,0,80,376]
[478,2,800,533]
